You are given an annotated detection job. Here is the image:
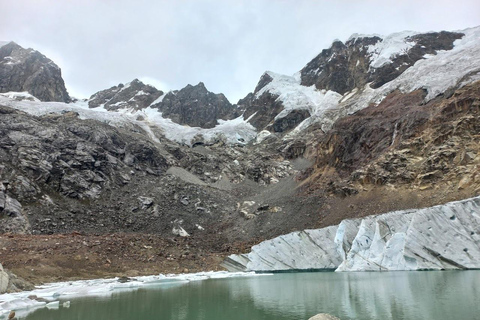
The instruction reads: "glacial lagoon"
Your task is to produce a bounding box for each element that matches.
[22,271,480,320]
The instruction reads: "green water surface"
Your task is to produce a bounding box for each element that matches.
[23,271,480,320]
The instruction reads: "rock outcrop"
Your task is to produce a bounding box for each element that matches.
[300,31,464,94]
[88,79,163,111]
[152,82,239,128]
[0,264,8,294]
[0,42,70,102]
[223,196,480,272]
[0,182,30,234]
[311,80,480,194]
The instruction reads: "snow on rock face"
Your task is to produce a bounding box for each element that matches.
[88,79,163,112]
[367,31,417,69]
[223,196,480,272]
[248,27,479,135]
[255,71,342,121]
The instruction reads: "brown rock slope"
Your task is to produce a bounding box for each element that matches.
[301,80,480,227]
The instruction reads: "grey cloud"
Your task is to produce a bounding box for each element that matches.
[0,0,479,102]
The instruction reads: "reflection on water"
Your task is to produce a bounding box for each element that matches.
[24,271,480,320]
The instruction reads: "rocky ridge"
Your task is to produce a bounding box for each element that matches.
[0,42,70,103]
[239,27,480,136]
[88,79,163,111]
[151,82,240,129]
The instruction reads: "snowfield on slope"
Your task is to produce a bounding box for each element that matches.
[0,93,257,147]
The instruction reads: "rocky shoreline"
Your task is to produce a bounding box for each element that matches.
[0,232,242,293]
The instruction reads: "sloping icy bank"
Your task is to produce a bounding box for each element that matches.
[0,271,265,319]
[222,197,480,272]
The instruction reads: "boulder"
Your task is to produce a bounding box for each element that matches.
[172,226,190,237]
[0,263,9,294]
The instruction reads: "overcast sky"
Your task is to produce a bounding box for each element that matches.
[1,0,479,102]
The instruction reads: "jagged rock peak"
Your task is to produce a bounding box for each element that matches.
[300,30,464,94]
[151,81,240,129]
[88,78,163,111]
[0,41,70,102]
[253,72,274,94]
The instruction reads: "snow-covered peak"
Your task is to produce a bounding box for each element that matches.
[346,33,382,42]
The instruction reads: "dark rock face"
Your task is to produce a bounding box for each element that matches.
[300,31,464,94]
[0,181,30,234]
[272,109,310,133]
[300,38,379,95]
[241,90,285,131]
[253,72,274,94]
[152,82,239,128]
[88,79,163,111]
[0,104,268,237]
[0,42,70,102]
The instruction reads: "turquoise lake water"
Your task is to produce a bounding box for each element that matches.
[23,271,480,320]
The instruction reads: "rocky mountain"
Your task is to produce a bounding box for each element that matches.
[240,28,479,136]
[89,80,240,129]
[0,41,70,103]
[0,26,479,284]
[299,31,463,93]
[88,79,163,111]
[151,82,240,129]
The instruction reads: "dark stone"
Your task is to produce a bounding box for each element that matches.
[0,42,70,102]
[152,82,239,128]
[272,110,310,133]
[88,79,163,111]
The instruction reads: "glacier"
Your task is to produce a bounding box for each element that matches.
[222,196,480,272]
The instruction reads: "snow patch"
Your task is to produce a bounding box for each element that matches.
[367,31,418,69]
[149,93,166,106]
[0,92,40,102]
[255,71,342,133]
[138,107,257,146]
